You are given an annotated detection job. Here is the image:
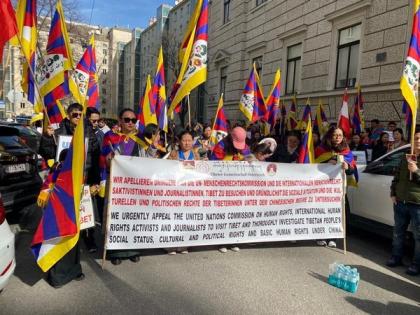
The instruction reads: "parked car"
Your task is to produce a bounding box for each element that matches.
[0,192,15,293]
[0,126,42,212]
[347,144,410,238]
[0,122,41,153]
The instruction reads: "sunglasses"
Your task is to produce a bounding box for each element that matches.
[71,112,82,118]
[123,117,137,124]
[90,119,99,123]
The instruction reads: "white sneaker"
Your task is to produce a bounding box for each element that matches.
[328,241,337,248]
[231,246,240,252]
[168,251,177,255]
[317,240,327,246]
[219,247,228,253]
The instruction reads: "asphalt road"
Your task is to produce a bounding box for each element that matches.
[1,204,420,315]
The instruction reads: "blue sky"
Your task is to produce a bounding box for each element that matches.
[78,0,171,29]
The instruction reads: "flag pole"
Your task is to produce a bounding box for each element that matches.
[338,155,347,255]
[187,94,191,129]
[101,159,114,270]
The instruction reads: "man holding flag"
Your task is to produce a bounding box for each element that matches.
[387,0,420,276]
[32,102,87,288]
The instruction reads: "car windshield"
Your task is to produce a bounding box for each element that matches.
[0,135,23,149]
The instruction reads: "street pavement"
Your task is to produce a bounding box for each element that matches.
[1,203,420,315]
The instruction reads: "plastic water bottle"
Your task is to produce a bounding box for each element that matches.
[328,262,360,293]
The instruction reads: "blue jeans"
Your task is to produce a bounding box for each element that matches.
[392,201,420,265]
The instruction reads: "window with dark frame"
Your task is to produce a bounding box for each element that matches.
[223,0,230,24]
[335,24,361,89]
[285,43,301,95]
[256,0,268,6]
[220,66,228,96]
[252,56,263,77]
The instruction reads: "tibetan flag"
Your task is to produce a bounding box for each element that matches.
[167,82,182,118]
[286,96,298,131]
[297,98,312,130]
[142,75,157,126]
[46,0,73,71]
[0,0,18,62]
[297,119,314,164]
[70,35,95,106]
[239,63,266,122]
[352,85,365,134]
[264,69,281,131]
[137,93,146,134]
[86,40,99,108]
[210,94,228,145]
[44,80,69,127]
[400,0,420,143]
[338,88,351,139]
[31,112,85,272]
[38,0,74,96]
[168,0,208,117]
[402,101,413,141]
[150,47,168,132]
[15,0,39,111]
[313,100,329,137]
[315,145,358,186]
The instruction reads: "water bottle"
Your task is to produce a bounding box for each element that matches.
[328,262,360,293]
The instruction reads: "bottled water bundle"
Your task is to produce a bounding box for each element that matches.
[328,262,359,293]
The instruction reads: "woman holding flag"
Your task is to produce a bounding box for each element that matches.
[314,126,357,248]
[101,108,160,265]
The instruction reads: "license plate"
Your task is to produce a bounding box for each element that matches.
[5,164,26,173]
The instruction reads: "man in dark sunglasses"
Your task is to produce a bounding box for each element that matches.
[50,102,101,286]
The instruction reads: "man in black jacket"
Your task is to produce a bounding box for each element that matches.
[56,103,101,252]
[388,127,420,276]
[39,125,56,162]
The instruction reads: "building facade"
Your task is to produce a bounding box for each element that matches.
[0,18,111,120]
[206,0,413,126]
[139,4,172,95]
[107,27,132,118]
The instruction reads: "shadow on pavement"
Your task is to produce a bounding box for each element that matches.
[83,255,213,314]
[308,266,420,304]
[13,231,45,286]
[345,297,420,315]
[354,265,420,303]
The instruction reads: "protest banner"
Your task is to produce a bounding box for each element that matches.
[105,156,344,250]
[80,185,95,230]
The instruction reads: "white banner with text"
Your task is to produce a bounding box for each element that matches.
[105,156,344,250]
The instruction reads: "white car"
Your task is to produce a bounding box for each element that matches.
[0,192,15,293]
[347,144,411,237]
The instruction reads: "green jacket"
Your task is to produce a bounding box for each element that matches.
[391,158,420,204]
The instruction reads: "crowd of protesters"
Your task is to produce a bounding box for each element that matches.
[35,104,419,288]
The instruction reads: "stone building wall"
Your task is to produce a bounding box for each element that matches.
[206,0,412,128]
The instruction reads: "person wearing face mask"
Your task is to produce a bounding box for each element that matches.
[267,130,301,163]
[100,108,160,266]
